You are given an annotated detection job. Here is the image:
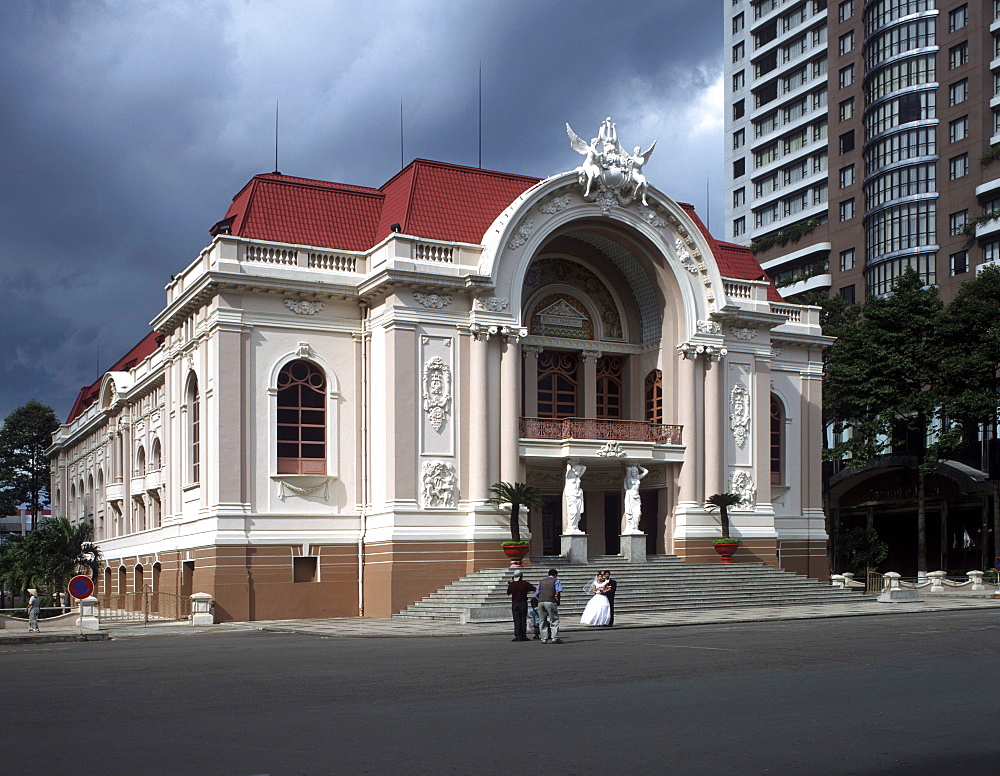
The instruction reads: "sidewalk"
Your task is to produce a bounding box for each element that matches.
[4,593,997,645]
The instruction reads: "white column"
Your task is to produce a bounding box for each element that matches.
[581,350,600,418]
[704,354,723,499]
[468,332,490,502]
[677,353,700,506]
[500,336,521,483]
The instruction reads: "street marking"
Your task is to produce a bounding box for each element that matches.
[608,640,740,652]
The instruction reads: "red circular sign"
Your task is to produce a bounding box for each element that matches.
[67,575,95,600]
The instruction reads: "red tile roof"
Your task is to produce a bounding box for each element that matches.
[680,202,782,302]
[66,331,161,423]
[217,160,539,250]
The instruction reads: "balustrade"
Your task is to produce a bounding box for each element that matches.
[520,417,682,445]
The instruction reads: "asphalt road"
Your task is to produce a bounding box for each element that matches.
[2,611,999,775]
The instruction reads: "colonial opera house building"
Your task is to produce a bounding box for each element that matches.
[48,120,830,621]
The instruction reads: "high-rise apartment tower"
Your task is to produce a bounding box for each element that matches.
[725,0,1000,303]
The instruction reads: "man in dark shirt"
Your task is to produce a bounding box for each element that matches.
[601,570,617,626]
[506,570,535,642]
[534,569,563,643]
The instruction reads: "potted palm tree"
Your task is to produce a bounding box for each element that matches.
[705,492,743,564]
[486,482,544,567]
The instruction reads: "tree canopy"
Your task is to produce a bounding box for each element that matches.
[0,517,101,597]
[0,400,59,518]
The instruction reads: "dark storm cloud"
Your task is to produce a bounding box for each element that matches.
[0,0,723,423]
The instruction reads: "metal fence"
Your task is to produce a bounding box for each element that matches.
[866,572,886,594]
[96,587,191,623]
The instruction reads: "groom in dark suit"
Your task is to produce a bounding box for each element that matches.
[601,570,617,626]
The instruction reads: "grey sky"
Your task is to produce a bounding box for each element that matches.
[0,0,724,424]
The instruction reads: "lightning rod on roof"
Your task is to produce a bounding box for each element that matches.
[400,99,404,171]
[478,62,482,169]
[273,100,280,175]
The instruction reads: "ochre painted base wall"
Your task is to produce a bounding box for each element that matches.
[362,540,509,618]
[777,541,830,581]
[674,538,780,567]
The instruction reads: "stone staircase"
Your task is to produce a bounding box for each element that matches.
[394,555,863,623]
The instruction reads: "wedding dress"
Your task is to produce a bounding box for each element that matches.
[580,577,611,626]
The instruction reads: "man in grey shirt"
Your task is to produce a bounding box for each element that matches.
[535,569,563,643]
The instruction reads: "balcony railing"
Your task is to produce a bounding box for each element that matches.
[520,417,682,445]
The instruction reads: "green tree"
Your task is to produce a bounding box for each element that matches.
[705,492,743,539]
[0,517,101,604]
[934,265,1000,559]
[839,525,889,577]
[824,270,944,576]
[486,482,544,542]
[0,400,59,521]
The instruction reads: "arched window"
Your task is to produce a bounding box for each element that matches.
[150,438,162,470]
[277,360,327,474]
[186,374,200,484]
[537,351,578,418]
[596,356,623,419]
[135,446,146,478]
[770,394,784,485]
[645,369,663,424]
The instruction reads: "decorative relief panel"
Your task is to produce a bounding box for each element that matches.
[523,258,622,339]
[413,293,452,309]
[596,441,627,458]
[284,299,324,316]
[730,470,756,510]
[421,461,456,507]
[697,320,721,334]
[475,296,508,312]
[730,383,751,449]
[538,192,573,214]
[730,326,757,341]
[422,357,452,433]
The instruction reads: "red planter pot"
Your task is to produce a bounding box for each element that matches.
[713,541,741,564]
[502,544,531,567]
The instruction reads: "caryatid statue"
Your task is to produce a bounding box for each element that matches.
[564,462,587,534]
[623,464,649,534]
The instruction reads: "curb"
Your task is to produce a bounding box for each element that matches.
[0,633,111,646]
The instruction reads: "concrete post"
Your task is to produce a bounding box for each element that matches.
[79,596,100,631]
[190,592,214,625]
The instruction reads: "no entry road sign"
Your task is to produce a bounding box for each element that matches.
[67,575,95,600]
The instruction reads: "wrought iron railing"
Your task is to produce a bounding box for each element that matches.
[96,587,192,623]
[520,417,682,445]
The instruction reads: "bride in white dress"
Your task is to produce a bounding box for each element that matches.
[580,573,611,626]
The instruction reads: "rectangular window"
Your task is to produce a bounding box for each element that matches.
[949,42,969,69]
[838,0,854,22]
[950,250,969,276]
[733,99,745,120]
[950,153,969,179]
[949,79,968,106]
[839,98,855,121]
[949,5,967,33]
[950,210,968,236]
[950,116,969,143]
[733,12,745,34]
[840,248,856,271]
[840,198,855,221]
[293,556,318,583]
[839,285,856,304]
[732,70,746,92]
[732,41,745,63]
[813,182,828,204]
[839,164,855,188]
[733,157,746,178]
[733,187,746,208]
[986,241,1000,264]
[839,130,855,153]
[733,216,746,237]
[839,31,855,55]
[839,64,855,89]
[733,128,746,149]
[756,81,779,107]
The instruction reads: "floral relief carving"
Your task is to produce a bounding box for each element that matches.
[475,296,509,312]
[422,357,452,433]
[507,216,535,249]
[730,326,757,341]
[697,320,721,334]
[284,299,324,316]
[538,193,573,214]
[730,470,756,509]
[596,441,627,458]
[413,293,452,309]
[421,461,456,507]
[730,383,751,449]
[638,205,666,228]
[675,237,698,274]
